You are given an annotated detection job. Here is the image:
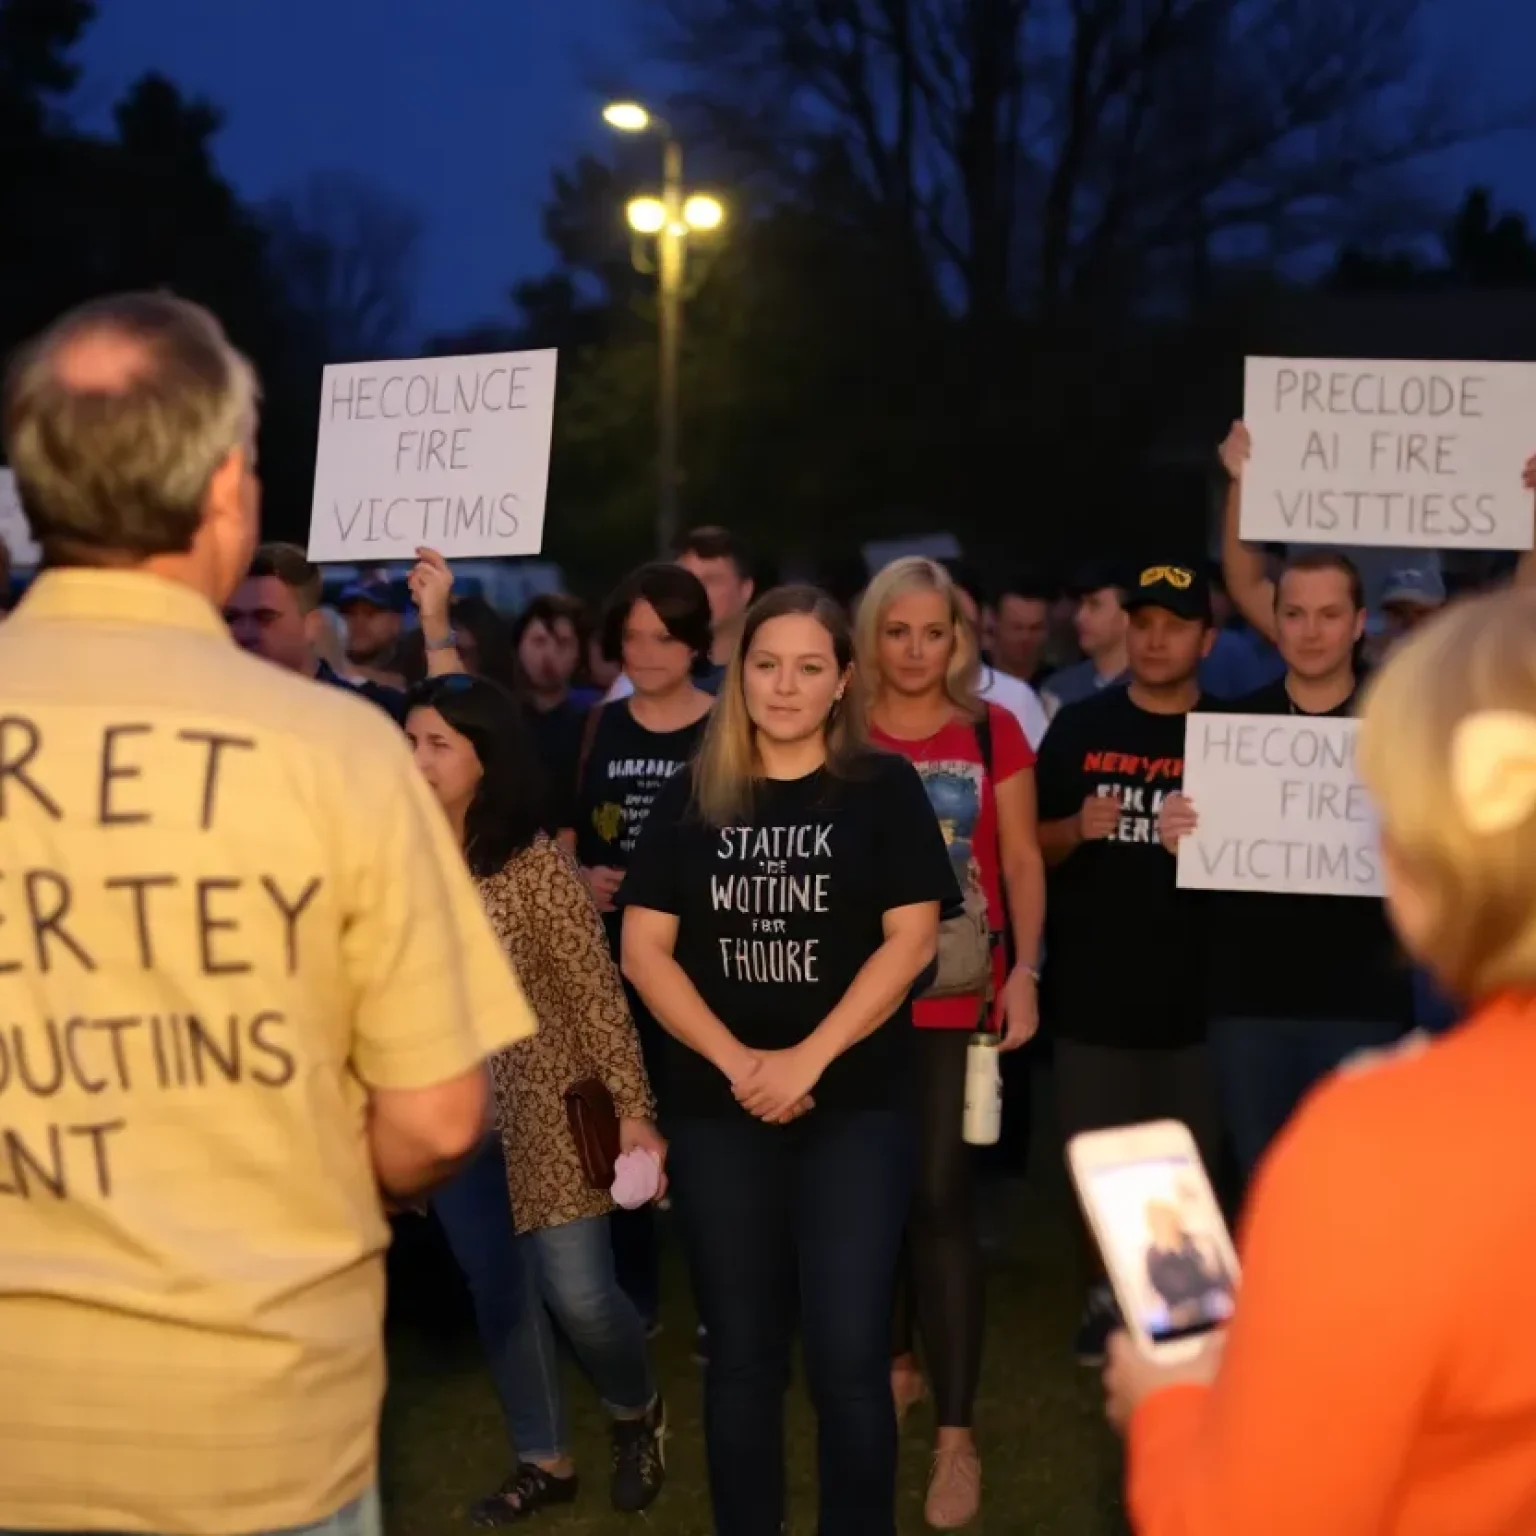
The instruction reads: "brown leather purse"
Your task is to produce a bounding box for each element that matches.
[564,1077,621,1189]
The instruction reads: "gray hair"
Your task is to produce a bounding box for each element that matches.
[1,291,260,564]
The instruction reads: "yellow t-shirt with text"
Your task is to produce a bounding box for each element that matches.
[0,570,536,1535]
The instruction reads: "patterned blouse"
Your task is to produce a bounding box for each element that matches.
[480,835,656,1234]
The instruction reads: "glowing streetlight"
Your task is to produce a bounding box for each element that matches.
[602,101,651,133]
[602,99,727,554]
[683,194,725,232]
[625,197,668,235]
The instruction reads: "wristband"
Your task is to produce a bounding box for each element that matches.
[424,628,458,652]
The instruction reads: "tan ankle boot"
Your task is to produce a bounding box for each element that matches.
[925,1442,981,1529]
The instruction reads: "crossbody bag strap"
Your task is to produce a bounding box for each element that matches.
[576,702,607,790]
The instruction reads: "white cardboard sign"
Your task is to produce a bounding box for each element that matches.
[0,469,41,565]
[1176,713,1383,897]
[307,349,557,562]
[1241,356,1536,550]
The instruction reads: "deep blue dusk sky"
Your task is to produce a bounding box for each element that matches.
[79,0,1536,341]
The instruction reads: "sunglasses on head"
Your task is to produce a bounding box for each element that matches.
[408,673,478,705]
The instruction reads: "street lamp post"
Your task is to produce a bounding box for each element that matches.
[603,102,725,557]
[656,136,684,555]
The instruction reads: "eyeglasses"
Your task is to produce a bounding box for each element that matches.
[1140,565,1193,589]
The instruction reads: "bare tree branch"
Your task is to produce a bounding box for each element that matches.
[651,0,1534,317]
[263,172,422,361]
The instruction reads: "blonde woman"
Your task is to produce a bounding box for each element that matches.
[1106,582,1536,1534]
[620,586,958,1536]
[858,555,1046,1528]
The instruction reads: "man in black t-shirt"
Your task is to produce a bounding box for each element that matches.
[1160,548,1410,1188]
[1034,561,1224,1365]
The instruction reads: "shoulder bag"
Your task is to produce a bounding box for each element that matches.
[924,709,998,1000]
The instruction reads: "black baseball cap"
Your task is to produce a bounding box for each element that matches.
[1123,562,1213,624]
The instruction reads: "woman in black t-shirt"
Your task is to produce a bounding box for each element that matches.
[571,562,715,1329]
[573,563,717,918]
[621,586,958,1536]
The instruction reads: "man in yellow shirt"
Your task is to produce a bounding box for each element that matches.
[0,293,537,1536]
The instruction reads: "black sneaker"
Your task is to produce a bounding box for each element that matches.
[610,1396,666,1512]
[469,1463,578,1526]
[1073,1282,1122,1368]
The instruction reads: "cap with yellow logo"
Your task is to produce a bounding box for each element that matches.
[1122,563,1212,624]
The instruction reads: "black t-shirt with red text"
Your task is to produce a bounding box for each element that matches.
[1034,687,1208,1048]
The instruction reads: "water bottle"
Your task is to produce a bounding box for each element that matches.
[962,1031,1002,1146]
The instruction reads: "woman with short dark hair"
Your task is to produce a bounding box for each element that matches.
[572,562,717,1330]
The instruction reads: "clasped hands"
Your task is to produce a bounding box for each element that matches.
[729,1041,826,1125]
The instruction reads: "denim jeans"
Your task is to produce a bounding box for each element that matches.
[431,1137,527,1455]
[1211,1015,1405,1180]
[670,1109,916,1536]
[0,1485,381,1536]
[611,976,664,1326]
[508,1214,656,1462]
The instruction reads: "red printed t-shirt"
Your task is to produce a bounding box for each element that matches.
[870,704,1033,1029]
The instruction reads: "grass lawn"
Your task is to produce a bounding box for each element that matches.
[381,1083,1130,1535]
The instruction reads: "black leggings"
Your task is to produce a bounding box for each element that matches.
[891,1030,982,1429]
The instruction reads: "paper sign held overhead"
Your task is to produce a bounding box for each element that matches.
[1176,713,1384,898]
[0,469,41,566]
[307,349,557,562]
[1240,357,1536,551]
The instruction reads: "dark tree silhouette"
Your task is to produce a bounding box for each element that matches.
[264,172,423,363]
[1333,188,1536,291]
[652,0,1529,324]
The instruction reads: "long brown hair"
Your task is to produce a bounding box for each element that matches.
[693,584,865,826]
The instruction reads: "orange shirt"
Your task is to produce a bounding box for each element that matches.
[1129,993,1536,1535]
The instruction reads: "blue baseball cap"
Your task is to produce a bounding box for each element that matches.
[1380,567,1446,610]
[337,576,403,612]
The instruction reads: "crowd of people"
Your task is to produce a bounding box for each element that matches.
[6,289,1536,1536]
